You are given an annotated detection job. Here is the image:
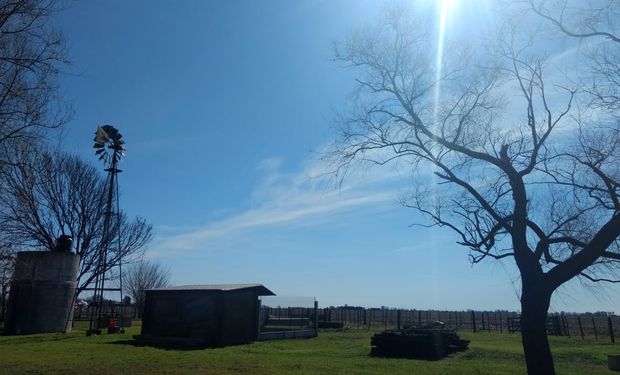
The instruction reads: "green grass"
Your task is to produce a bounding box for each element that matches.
[0,322,616,374]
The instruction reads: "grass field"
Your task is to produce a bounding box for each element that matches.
[0,322,616,374]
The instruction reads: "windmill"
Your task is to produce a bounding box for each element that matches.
[87,125,126,335]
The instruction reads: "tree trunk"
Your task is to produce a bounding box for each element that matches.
[521,286,554,375]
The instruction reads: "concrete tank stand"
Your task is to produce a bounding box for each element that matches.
[5,251,80,334]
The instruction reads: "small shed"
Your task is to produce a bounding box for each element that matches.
[138,283,275,347]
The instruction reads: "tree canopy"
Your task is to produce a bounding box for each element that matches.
[330,2,619,373]
[0,0,69,166]
[0,150,152,296]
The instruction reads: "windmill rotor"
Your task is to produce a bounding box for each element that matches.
[93,125,125,163]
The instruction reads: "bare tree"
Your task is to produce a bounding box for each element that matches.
[330,4,619,374]
[0,0,70,309]
[0,0,69,165]
[0,149,153,297]
[528,0,620,110]
[123,259,170,317]
[0,244,14,326]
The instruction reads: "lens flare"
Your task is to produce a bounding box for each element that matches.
[431,0,459,305]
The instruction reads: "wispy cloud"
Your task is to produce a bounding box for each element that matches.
[149,154,402,256]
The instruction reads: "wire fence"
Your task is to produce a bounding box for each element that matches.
[316,307,618,343]
[258,296,318,340]
[68,302,619,343]
[73,303,136,325]
[259,296,316,309]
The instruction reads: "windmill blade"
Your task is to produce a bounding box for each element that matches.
[95,126,109,143]
[103,125,118,138]
[94,124,125,163]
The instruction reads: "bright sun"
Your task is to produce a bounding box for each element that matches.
[440,0,460,16]
[434,0,460,117]
[436,0,459,64]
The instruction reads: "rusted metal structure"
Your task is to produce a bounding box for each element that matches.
[87,125,126,335]
[137,284,275,347]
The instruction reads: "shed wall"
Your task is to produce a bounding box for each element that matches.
[141,289,261,346]
[221,290,258,345]
[142,290,220,346]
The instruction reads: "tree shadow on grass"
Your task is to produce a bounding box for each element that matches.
[106,338,214,351]
[0,331,76,344]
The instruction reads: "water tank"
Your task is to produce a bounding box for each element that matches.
[54,235,73,253]
[5,251,80,334]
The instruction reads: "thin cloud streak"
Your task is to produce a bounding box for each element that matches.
[149,156,401,255]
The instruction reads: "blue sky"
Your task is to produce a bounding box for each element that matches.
[56,0,619,313]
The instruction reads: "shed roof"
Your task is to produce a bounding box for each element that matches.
[148,283,275,296]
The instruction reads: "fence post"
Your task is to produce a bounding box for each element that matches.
[592,316,598,340]
[472,311,477,333]
[486,313,491,333]
[499,312,503,333]
[608,316,615,344]
[397,310,401,330]
[384,310,387,331]
[481,312,486,331]
[563,315,571,337]
[313,301,318,335]
[577,316,584,340]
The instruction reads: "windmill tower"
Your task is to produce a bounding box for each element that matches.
[87,125,126,335]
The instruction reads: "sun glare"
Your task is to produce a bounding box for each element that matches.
[440,0,460,14]
[430,0,460,303]
[434,0,458,117]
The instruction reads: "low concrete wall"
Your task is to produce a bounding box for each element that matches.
[266,318,310,326]
[259,329,317,341]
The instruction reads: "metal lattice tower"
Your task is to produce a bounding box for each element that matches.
[87,125,126,335]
